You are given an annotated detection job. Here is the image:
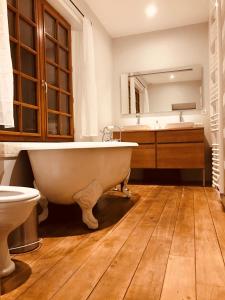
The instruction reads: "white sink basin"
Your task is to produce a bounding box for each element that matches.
[122,125,151,131]
[165,122,195,129]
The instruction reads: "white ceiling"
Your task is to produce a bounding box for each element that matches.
[84,0,209,38]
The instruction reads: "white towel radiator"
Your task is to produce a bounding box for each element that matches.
[209,0,224,193]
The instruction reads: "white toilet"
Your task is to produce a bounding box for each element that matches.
[0,186,40,278]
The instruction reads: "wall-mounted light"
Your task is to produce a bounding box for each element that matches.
[170,74,175,80]
[145,4,158,17]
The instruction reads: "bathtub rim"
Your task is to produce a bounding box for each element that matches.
[0,141,138,158]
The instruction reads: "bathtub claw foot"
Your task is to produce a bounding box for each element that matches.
[34,181,48,223]
[82,209,99,229]
[73,180,103,229]
[122,188,131,198]
[38,195,49,223]
[121,169,131,198]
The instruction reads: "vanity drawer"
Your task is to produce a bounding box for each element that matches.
[119,131,155,144]
[157,143,205,168]
[157,129,204,143]
[131,145,156,168]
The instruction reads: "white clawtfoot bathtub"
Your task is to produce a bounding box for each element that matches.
[22,141,138,229]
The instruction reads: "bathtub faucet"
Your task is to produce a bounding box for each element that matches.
[101,125,122,142]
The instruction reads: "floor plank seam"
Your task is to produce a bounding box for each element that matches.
[10,190,147,299]
[159,186,184,300]
[121,186,183,300]
[194,187,225,298]
[15,236,69,266]
[83,189,163,300]
[121,187,170,300]
[49,188,162,300]
[15,228,119,299]
[5,186,224,300]
[1,235,86,299]
[204,188,225,269]
[11,189,154,300]
[193,187,198,300]
[14,235,89,300]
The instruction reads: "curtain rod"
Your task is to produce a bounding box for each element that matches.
[69,0,84,17]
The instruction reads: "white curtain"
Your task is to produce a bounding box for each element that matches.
[130,77,136,114]
[143,88,150,112]
[81,17,98,137]
[0,0,14,128]
[120,74,129,114]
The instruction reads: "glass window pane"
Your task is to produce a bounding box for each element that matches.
[10,41,17,69]
[22,78,37,105]
[21,48,36,77]
[20,20,35,49]
[8,9,16,37]
[46,64,57,86]
[59,48,68,69]
[44,12,56,38]
[46,38,57,62]
[58,24,68,46]
[48,113,59,135]
[7,0,16,7]
[60,116,70,135]
[60,93,69,113]
[48,88,58,110]
[0,105,19,131]
[59,70,68,91]
[19,0,34,20]
[13,73,18,100]
[22,107,37,132]
[13,105,19,131]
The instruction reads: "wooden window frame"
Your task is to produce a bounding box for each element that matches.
[0,0,74,142]
[42,1,74,141]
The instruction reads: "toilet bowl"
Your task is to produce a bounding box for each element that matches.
[0,186,40,278]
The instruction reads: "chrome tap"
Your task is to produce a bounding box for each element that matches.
[101,125,122,142]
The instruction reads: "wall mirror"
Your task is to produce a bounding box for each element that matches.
[120,65,203,115]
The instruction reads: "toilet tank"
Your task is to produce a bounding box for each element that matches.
[0,143,34,187]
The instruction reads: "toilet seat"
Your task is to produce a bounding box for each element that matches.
[0,186,40,203]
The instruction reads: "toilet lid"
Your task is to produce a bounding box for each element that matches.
[0,186,40,203]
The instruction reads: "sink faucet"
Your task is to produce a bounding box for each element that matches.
[136,113,141,125]
[179,111,184,123]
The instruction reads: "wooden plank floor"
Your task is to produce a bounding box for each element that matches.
[1,185,225,300]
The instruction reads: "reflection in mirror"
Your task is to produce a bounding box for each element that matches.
[121,65,203,115]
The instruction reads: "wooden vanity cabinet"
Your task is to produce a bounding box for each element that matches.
[131,144,156,168]
[157,143,204,169]
[156,129,205,169]
[114,127,205,184]
[114,131,156,168]
[118,131,155,144]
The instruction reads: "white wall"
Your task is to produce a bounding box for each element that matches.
[148,80,202,113]
[113,23,210,143]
